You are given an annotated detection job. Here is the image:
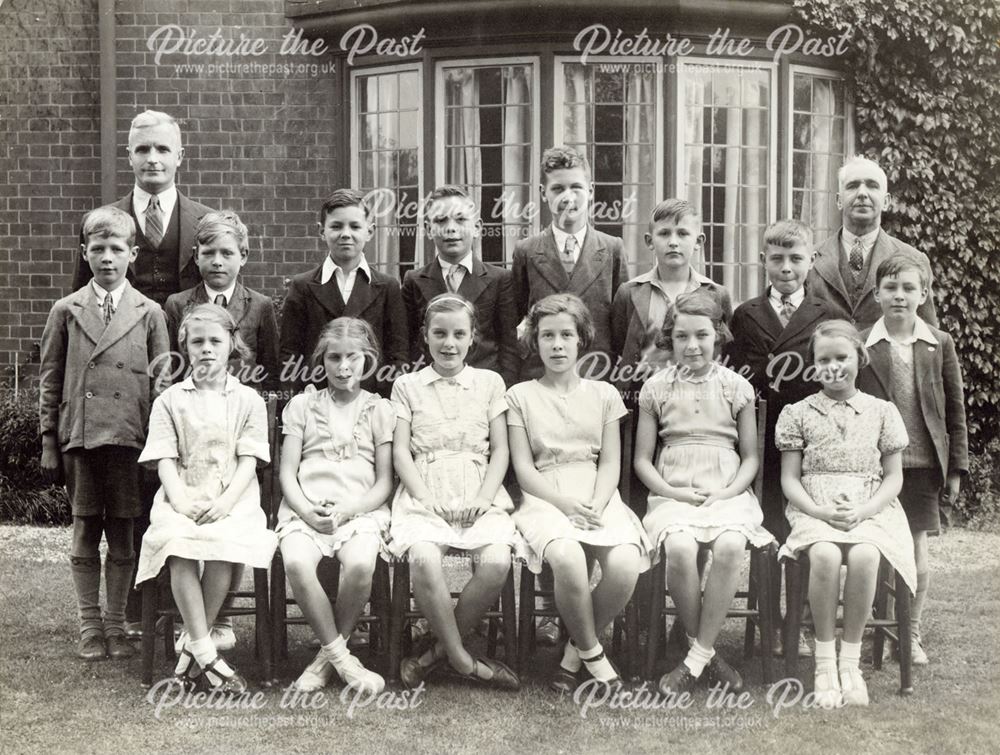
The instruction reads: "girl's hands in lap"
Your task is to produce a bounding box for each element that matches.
[673,487,709,506]
[195,498,236,525]
[304,504,337,535]
[564,499,602,530]
[454,498,493,528]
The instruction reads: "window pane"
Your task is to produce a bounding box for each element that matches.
[681,64,772,302]
[439,62,537,262]
[791,72,849,243]
[354,68,422,277]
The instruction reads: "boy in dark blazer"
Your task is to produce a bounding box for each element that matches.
[726,219,836,542]
[512,146,625,381]
[164,211,279,393]
[279,189,408,399]
[402,185,519,386]
[858,252,968,666]
[40,206,170,661]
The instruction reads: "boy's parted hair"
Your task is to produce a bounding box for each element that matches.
[318,188,371,225]
[654,289,733,354]
[875,250,931,289]
[178,303,251,362]
[520,293,595,355]
[649,198,701,229]
[310,317,381,373]
[808,319,870,369]
[541,146,591,181]
[194,210,250,254]
[82,206,136,246]
[424,184,477,215]
[422,293,479,344]
[763,219,813,249]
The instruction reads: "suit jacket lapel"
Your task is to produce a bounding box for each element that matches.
[863,230,894,295]
[306,265,346,319]
[569,229,606,293]
[913,339,939,384]
[227,282,250,326]
[628,282,653,335]
[745,296,783,343]
[812,232,850,305]
[344,272,378,317]
[93,286,146,359]
[177,192,198,279]
[459,259,489,303]
[68,287,107,347]
[773,296,825,350]
[531,228,569,291]
[866,340,894,399]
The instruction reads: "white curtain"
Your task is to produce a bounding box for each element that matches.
[503,67,530,259]
[445,68,482,211]
[624,72,655,273]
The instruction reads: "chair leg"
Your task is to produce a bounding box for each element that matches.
[517,566,535,671]
[645,556,666,679]
[625,595,640,681]
[872,559,891,670]
[758,545,775,684]
[371,559,392,675]
[252,567,272,684]
[270,555,289,664]
[743,550,759,660]
[141,579,156,687]
[501,568,517,668]
[784,558,803,680]
[388,560,409,685]
[895,570,914,695]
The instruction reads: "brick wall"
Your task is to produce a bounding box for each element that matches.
[0,0,342,376]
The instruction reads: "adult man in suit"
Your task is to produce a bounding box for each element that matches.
[808,155,937,329]
[74,110,214,306]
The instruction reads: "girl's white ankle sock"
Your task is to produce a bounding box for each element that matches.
[320,635,349,665]
[579,643,617,682]
[814,638,837,673]
[838,640,861,672]
[682,640,715,678]
[560,640,582,673]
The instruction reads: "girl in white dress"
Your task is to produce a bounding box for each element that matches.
[633,290,773,697]
[507,294,650,693]
[390,294,519,691]
[136,304,276,692]
[277,318,393,694]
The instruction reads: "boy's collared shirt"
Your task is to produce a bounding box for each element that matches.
[840,227,879,266]
[203,281,237,306]
[321,254,372,303]
[437,251,474,291]
[636,266,715,333]
[132,184,178,237]
[551,224,587,264]
[865,315,938,365]
[91,278,129,312]
[767,284,805,318]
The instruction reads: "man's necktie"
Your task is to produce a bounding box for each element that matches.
[146,195,164,248]
[779,294,796,327]
[446,264,462,293]
[214,293,227,307]
[561,234,577,274]
[849,237,864,275]
[102,294,114,325]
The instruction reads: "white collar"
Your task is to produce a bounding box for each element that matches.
[437,252,474,275]
[133,185,177,219]
[842,226,879,249]
[177,373,241,393]
[417,364,474,388]
[551,224,587,252]
[632,266,714,290]
[768,285,806,307]
[203,281,238,306]
[321,254,371,285]
[91,278,129,308]
[865,316,938,348]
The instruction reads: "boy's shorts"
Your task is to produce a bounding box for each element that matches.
[63,446,142,518]
[899,467,941,534]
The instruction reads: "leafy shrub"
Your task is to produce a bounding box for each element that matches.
[0,387,69,525]
[794,0,1000,450]
[953,438,1000,529]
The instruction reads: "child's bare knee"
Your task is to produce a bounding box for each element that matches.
[544,540,586,576]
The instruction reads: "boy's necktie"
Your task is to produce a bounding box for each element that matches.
[561,235,577,274]
[849,237,864,276]
[214,293,227,307]
[145,195,164,248]
[102,294,114,325]
[445,264,462,293]
[779,294,796,327]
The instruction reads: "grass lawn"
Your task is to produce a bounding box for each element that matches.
[1,525,998,754]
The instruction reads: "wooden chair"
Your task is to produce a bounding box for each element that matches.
[644,400,778,684]
[516,411,642,680]
[140,395,277,687]
[782,553,914,695]
[387,552,518,683]
[267,397,393,680]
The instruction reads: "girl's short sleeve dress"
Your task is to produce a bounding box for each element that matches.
[135,376,277,584]
[775,391,916,591]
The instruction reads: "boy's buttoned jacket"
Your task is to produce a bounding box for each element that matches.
[40,284,170,451]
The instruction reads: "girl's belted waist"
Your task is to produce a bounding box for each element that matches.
[536,459,597,474]
[660,438,737,451]
[413,450,487,464]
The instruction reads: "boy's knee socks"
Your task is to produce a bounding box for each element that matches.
[103,555,135,636]
[70,556,103,638]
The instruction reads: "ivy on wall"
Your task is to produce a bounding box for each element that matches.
[793,0,1000,449]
